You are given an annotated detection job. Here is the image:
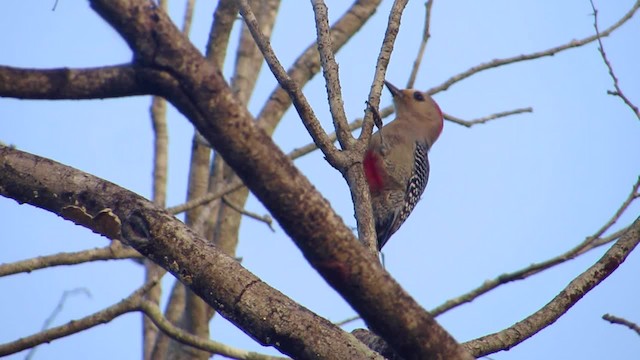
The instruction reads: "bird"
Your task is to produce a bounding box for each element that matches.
[363,80,443,250]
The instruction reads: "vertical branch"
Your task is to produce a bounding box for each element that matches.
[149,1,205,359]
[350,0,410,254]
[144,0,170,356]
[311,0,353,150]
[206,0,238,69]
[406,0,434,89]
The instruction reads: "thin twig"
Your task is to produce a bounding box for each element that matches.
[407,0,434,89]
[25,288,92,360]
[589,0,640,120]
[445,107,533,128]
[427,0,640,95]
[602,314,640,336]
[167,181,244,215]
[222,195,275,232]
[335,314,361,327]
[0,246,141,277]
[236,0,344,168]
[0,280,158,357]
[587,175,640,241]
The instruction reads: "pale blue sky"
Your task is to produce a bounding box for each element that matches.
[1,1,639,359]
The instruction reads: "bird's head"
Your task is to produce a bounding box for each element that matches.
[384,80,444,147]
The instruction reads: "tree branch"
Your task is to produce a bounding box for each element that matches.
[464,216,640,357]
[431,174,640,316]
[444,107,533,128]
[0,280,157,357]
[0,244,141,277]
[427,0,640,95]
[139,300,290,360]
[0,145,380,359]
[602,313,640,336]
[590,0,640,120]
[256,0,383,135]
[0,64,155,99]
[236,0,344,169]
[311,0,353,150]
[406,0,434,89]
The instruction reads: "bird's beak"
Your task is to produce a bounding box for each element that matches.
[384,80,402,98]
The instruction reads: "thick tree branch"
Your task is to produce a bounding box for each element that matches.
[0,145,380,359]
[8,0,474,356]
[0,64,153,99]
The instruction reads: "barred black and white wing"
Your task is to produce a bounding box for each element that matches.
[377,142,430,250]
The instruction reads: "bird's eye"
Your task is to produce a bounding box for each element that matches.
[413,92,425,101]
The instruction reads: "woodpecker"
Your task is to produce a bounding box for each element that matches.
[363,81,443,250]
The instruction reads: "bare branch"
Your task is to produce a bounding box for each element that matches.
[0,64,157,100]
[166,181,244,215]
[139,301,289,360]
[431,174,640,316]
[427,0,640,95]
[311,0,353,150]
[25,288,92,360]
[590,0,640,120]
[256,0,383,135]
[236,0,344,168]
[0,281,157,357]
[206,0,238,69]
[0,245,141,277]
[406,0,434,89]
[222,195,275,232]
[444,107,533,128]
[602,314,640,336]
[464,217,640,357]
[588,175,640,241]
[0,145,380,359]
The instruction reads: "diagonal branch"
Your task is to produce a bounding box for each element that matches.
[0,145,380,359]
[602,314,640,336]
[464,216,640,357]
[0,280,157,357]
[432,174,640,316]
[236,0,344,169]
[427,0,640,95]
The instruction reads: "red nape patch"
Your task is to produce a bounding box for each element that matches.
[432,99,444,136]
[363,150,383,193]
